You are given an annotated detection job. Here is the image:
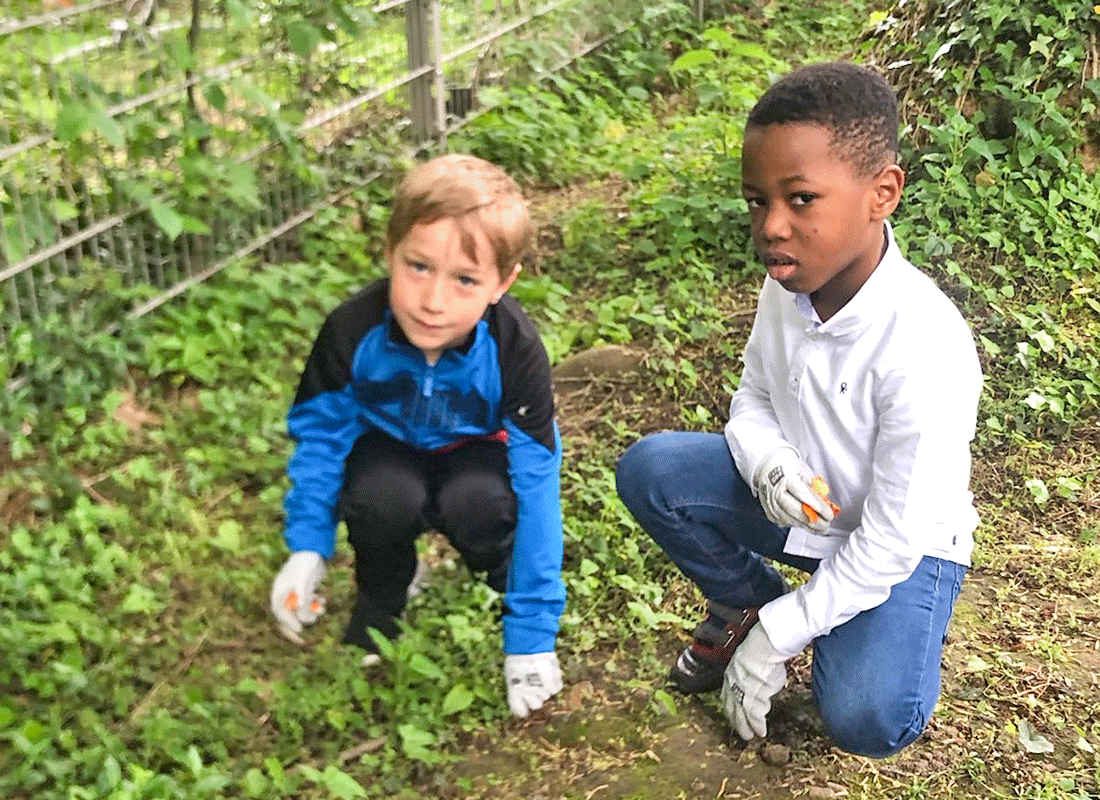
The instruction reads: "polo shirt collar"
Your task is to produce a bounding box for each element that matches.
[795,221,903,338]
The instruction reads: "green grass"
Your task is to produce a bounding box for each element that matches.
[3,0,1100,797]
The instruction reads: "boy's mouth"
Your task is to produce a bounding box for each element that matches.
[411,316,446,331]
[763,253,799,282]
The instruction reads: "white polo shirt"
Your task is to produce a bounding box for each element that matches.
[724,223,982,658]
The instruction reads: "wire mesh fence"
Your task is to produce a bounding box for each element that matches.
[0,0,654,383]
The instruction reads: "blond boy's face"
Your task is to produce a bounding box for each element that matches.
[386,217,519,365]
[741,122,901,309]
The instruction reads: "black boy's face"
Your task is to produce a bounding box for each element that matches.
[741,122,894,309]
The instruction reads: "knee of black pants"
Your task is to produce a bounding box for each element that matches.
[436,472,516,571]
[340,464,428,547]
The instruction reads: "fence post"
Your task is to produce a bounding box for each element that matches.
[405,0,444,143]
[429,0,447,145]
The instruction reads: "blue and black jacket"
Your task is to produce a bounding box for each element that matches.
[283,278,565,655]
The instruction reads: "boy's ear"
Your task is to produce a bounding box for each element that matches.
[492,263,522,303]
[869,164,905,220]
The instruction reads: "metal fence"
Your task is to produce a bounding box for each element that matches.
[0,0,649,362]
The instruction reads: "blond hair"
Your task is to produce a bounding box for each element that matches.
[387,154,533,278]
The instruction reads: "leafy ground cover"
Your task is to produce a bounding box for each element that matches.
[2,1,1100,798]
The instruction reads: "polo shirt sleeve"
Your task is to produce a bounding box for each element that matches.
[759,324,982,657]
[725,280,800,488]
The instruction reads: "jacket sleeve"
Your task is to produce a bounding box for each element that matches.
[283,300,371,558]
[493,298,566,655]
[502,420,565,654]
[725,280,799,489]
[758,335,982,657]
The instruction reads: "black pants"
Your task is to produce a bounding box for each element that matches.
[338,429,517,622]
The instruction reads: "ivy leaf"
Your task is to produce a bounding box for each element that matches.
[1024,391,1046,410]
[121,584,161,614]
[224,0,252,29]
[397,723,437,763]
[90,106,124,148]
[442,683,474,715]
[332,4,361,36]
[1018,718,1055,754]
[225,163,261,209]
[701,27,735,49]
[148,201,184,241]
[670,49,716,71]
[1033,330,1055,353]
[408,653,446,681]
[56,102,92,142]
[286,20,322,59]
[867,9,888,27]
[728,42,769,60]
[203,84,228,113]
[317,766,367,799]
[1025,477,1050,506]
[180,215,212,235]
[1029,34,1053,59]
[214,520,241,551]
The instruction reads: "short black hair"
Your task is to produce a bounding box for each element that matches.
[746,61,899,176]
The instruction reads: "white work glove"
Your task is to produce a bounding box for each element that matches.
[270,551,326,645]
[721,622,787,740]
[504,652,563,718]
[753,447,833,533]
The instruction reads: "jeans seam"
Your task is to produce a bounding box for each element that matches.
[899,558,941,743]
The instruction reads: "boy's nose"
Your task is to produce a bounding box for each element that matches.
[420,276,447,312]
[760,206,791,242]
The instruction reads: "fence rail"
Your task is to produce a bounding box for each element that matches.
[0,0,645,374]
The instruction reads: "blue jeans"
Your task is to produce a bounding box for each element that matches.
[615,432,967,758]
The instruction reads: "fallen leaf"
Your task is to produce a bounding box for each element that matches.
[965,654,992,672]
[112,390,162,432]
[1018,718,1055,754]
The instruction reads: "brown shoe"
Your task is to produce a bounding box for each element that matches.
[669,602,759,694]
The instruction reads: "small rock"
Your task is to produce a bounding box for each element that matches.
[806,783,848,799]
[560,680,595,711]
[551,345,645,381]
[760,743,791,766]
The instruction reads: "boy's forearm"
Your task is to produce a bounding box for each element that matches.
[501,420,565,654]
[283,401,366,558]
[759,532,920,657]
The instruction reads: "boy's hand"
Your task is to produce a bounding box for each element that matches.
[721,623,786,740]
[270,551,326,644]
[753,447,834,532]
[504,652,562,717]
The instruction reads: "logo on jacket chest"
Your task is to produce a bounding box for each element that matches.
[354,375,492,430]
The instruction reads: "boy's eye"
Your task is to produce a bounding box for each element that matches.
[745,197,765,209]
[791,193,816,206]
[408,260,429,272]
[457,275,478,287]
